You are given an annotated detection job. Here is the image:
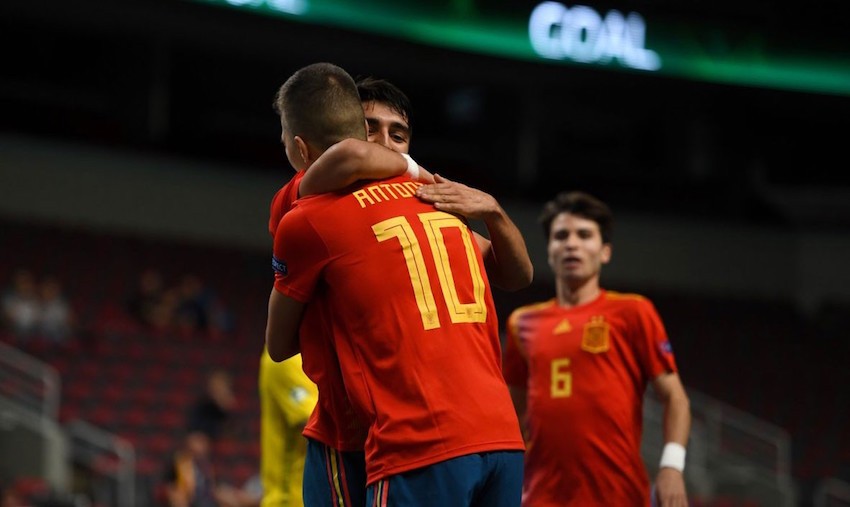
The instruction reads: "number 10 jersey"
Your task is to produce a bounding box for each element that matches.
[273,174,525,486]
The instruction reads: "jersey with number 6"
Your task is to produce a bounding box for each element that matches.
[503,291,677,507]
[273,174,524,485]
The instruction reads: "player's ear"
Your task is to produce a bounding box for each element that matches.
[294,136,312,165]
[601,243,612,265]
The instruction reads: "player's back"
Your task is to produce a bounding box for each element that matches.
[276,175,524,483]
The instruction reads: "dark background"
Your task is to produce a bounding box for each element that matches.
[2,0,850,505]
[3,0,850,225]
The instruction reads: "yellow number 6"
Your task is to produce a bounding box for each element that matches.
[551,358,571,398]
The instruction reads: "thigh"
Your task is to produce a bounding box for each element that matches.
[303,438,367,507]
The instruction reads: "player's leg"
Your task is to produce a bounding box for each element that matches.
[471,451,523,507]
[303,438,366,507]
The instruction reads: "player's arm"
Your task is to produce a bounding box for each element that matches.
[652,372,690,507]
[415,174,533,291]
[265,288,305,362]
[299,138,434,196]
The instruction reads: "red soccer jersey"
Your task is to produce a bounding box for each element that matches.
[268,171,368,451]
[273,175,525,484]
[503,290,678,507]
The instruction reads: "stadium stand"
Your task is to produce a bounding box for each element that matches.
[1,219,266,505]
[1,216,848,506]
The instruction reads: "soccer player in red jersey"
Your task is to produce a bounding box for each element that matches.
[263,78,432,507]
[503,191,691,507]
[264,75,532,507]
[266,62,531,507]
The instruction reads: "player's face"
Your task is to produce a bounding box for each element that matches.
[363,100,411,154]
[547,212,611,286]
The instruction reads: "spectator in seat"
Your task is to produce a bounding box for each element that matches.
[163,429,218,507]
[187,369,238,441]
[1,268,40,338]
[37,276,74,344]
[127,268,166,329]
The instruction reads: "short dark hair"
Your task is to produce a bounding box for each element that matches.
[356,76,413,133]
[273,62,366,151]
[539,191,614,243]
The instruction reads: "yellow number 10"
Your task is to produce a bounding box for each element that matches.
[372,211,487,330]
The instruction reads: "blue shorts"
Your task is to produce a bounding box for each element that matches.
[367,451,523,507]
[303,438,367,507]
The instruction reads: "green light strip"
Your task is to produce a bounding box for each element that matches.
[195,0,850,96]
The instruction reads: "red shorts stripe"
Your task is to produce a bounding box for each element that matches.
[371,479,389,507]
[323,446,341,507]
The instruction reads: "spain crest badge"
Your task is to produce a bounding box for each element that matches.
[581,316,610,353]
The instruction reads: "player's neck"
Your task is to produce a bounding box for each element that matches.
[556,278,601,308]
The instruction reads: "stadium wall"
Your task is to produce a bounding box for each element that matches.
[2,134,848,314]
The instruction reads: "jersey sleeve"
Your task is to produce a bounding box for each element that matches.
[632,298,678,379]
[502,309,529,388]
[272,207,327,303]
[268,173,304,237]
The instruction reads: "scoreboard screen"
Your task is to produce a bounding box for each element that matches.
[194,0,850,96]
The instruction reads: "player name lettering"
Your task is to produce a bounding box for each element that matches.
[353,181,423,209]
